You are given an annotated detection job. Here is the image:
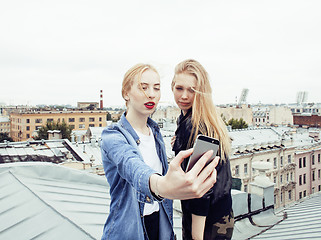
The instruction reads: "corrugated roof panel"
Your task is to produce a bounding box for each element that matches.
[0,164,107,239]
[0,148,8,155]
[252,193,321,239]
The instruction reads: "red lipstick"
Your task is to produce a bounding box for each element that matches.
[144,102,155,109]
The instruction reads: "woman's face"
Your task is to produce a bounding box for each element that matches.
[125,69,161,117]
[172,73,196,115]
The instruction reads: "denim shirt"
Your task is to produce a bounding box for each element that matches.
[101,113,174,240]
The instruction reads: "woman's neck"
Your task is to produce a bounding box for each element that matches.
[126,110,150,135]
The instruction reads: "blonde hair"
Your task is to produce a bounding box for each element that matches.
[122,63,159,106]
[172,59,231,159]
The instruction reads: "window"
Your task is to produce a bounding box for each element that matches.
[35,119,42,123]
[312,171,315,181]
[274,176,276,183]
[299,192,302,199]
[274,158,277,169]
[99,117,102,121]
[319,185,321,192]
[267,158,270,162]
[26,126,30,131]
[235,165,239,176]
[312,155,315,165]
[299,175,302,185]
[280,175,283,183]
[318,169,320,179]
[89,117,95,122]
[35,126,42,130]
[244,163,248,175]
[280,156,283,167]
[303,190,306,197]
[26,119,30,123]
[299,158,302,168]
[303,157,306,167]
[312,187,315,194]
[69,118,75,122]
[291,172,293,181]
[281,192,283,203]
[70,125,75,129]
[244,184,248,192]
[79,118,85,122]
[303,174,306,184]
[27,134,30,138]
[99,124,102,127]
[274,195,277,204]
[89,124,95,127]
[318,154,320,163]
[79,124,85,129]
[288,190,292,200]
[288,155,291,164]
[286,173,289,182]
[47,118,54,123]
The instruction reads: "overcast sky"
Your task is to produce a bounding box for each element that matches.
[1,0,320,107]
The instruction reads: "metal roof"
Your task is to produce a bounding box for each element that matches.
[0,162,109,240]
[251,192,321,240]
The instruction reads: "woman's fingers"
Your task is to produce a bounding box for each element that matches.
[187,150,213,176]
[170,148,193,168]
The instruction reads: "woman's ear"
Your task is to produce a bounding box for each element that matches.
[124,93,130,101]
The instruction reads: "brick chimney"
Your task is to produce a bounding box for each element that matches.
[100,90,103,109]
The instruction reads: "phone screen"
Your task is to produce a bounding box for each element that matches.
[185,135,220,172]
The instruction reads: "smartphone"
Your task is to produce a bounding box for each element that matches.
[185,135,220,172]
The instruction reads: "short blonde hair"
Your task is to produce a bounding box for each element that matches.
[122,63,159,105]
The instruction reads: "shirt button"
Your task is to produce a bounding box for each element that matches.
[136,139,140,144]
[146,196,151,202]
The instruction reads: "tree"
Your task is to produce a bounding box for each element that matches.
[35,121,73,141]
[227,118,248,129]
[0,133,13,143]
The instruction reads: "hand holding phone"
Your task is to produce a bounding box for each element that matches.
[186,135,220,172]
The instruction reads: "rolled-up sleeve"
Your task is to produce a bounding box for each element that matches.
[101,127,158,204]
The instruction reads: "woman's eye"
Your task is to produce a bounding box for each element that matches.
[175,87,183,91]
[188,88,195,93]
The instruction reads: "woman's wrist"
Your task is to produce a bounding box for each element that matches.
[150,173,164,200]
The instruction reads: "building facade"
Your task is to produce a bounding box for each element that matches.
[10,110,107,141]
[0,116,10,136]
[228,127,321,209]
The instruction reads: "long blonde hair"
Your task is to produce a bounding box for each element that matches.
[122,63,159,106]
[172,59,231,159]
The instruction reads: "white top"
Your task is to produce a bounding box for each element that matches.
[135,126,162,216]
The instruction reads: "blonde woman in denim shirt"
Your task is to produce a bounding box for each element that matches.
[101,63,220,240]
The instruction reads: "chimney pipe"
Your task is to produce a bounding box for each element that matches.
[100,90,103,109]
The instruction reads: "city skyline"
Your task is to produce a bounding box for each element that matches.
[1,0,321,106]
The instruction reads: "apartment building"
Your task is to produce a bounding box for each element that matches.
[293,130,321,200]
[229,127,313,209]
[252,105,293,127]
[10,110,107,142]
[0,116,10,136]
[217,104,253,126]
[152,106,181,123]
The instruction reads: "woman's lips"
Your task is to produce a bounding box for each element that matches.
[144,102,155,109]
[179,102,190,107]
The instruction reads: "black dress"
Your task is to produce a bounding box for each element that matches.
[172,109,234,240]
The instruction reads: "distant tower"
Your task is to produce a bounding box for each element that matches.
[296,91,308,105]
[238,88,249,106]
[100,90,103,109]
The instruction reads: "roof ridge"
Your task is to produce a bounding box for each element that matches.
[8,170,97,240]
